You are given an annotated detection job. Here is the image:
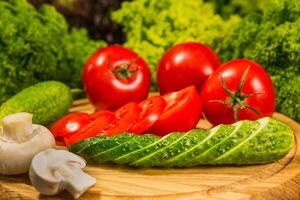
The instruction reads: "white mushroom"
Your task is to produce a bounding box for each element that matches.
[29,148,96,199]
[0,112,55,175]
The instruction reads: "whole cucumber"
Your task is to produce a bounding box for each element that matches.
[0,81,72,125]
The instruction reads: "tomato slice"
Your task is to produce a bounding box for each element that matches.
[49,112,92,138]
[64,110,116,146]
[64,103,141,145]
[148,86,202,136]
[128,96,166,134]
[109,102,141,136]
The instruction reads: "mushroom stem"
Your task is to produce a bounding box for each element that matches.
[56,164,96,199]
[2,113,33,142]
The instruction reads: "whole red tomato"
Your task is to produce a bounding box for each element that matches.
[201,59,275,125]
[148,86,202,136]
[83,45,151,110]
[157,42,221,94]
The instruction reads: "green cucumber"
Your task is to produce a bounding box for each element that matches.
[169,124,235,167]
[214,118,295,165]
[79,133,135,159]
[0,81,72,125]
[70,117,295,167]
[187,120,259,166]
[92,134,159,164]
[121,132,183,167]
[136,129,208,167]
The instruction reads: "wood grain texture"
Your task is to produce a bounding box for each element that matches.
[0,99,300,200]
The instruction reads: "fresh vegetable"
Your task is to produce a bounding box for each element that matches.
[112,0,240,89]
[49,112,92,140]
[148,86,202,136]
[30,148,96,199]
[0,81,73,126]
[0,0,105,104]
[64,110,116,146]
[128,96,166,134]
[70,117,294,167]
[157,42,221,94]
[83,45,151,110]
[64,103,141,146]
[217,0,300,121]
[201,59,275,125]
[0,113,55,175]
[209,0,268,19]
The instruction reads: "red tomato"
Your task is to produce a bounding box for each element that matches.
[129,96,166,134]
[49,112,92,138]
[83,45,151,110]
[148,86,202,136]
[201,59,275,125]
[157,42,221,94]
[64,110,116,146]
[64,103,141,146]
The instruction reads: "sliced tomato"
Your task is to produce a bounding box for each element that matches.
[109,102,141,136]
[129,96,166,134]
[64,103,141,146]
[89,109,116,121]
[148,86,202,136]
[49,112,92,138]
[64,110,116,146]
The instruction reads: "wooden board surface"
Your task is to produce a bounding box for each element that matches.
[1,99,300,200]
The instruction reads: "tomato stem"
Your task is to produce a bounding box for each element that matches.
[107,56,140,80]
[209,66,262,122]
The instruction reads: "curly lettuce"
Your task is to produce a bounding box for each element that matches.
[0,0,105,103]
[112,0,240,90]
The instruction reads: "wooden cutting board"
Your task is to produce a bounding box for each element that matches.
[1,99,300,200]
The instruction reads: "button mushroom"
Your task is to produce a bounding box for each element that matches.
[29,148,96,199]
[0,112,55,175]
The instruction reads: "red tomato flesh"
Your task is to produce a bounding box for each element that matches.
[129,96,166,134]
[49,112,92,138]
[148,86,202,136]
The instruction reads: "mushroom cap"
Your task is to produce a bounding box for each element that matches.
[31,149,86,181]
[0,124,55,175]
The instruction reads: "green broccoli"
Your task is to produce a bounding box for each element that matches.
[0,0,106,104]
[112,0,240,90]
[217,0,300,121]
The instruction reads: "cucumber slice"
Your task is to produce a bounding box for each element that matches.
[187,120,259,166]
[79,133,134,159]
[165,124,235,167]
[92,134,159,164]
[115,133,182,166]
[69,136,106,155]
[132,132,186,167]
[215,117,295,165]
[135,129,208,167]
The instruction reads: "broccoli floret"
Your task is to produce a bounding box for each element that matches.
[112,0,240,90]
[218,0,300,121]
[0,0,105,103]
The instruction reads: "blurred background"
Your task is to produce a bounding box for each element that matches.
[28,0,265,44]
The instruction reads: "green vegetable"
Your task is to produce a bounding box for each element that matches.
[70,117,294,167]
[217,0,300,121]
[112,0,240,90]
[0,81,72,126]
[0,0,106,104]
[208,0,268,19]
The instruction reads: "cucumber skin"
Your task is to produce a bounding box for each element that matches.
[0,81,72,125]
[69,117,294,167]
